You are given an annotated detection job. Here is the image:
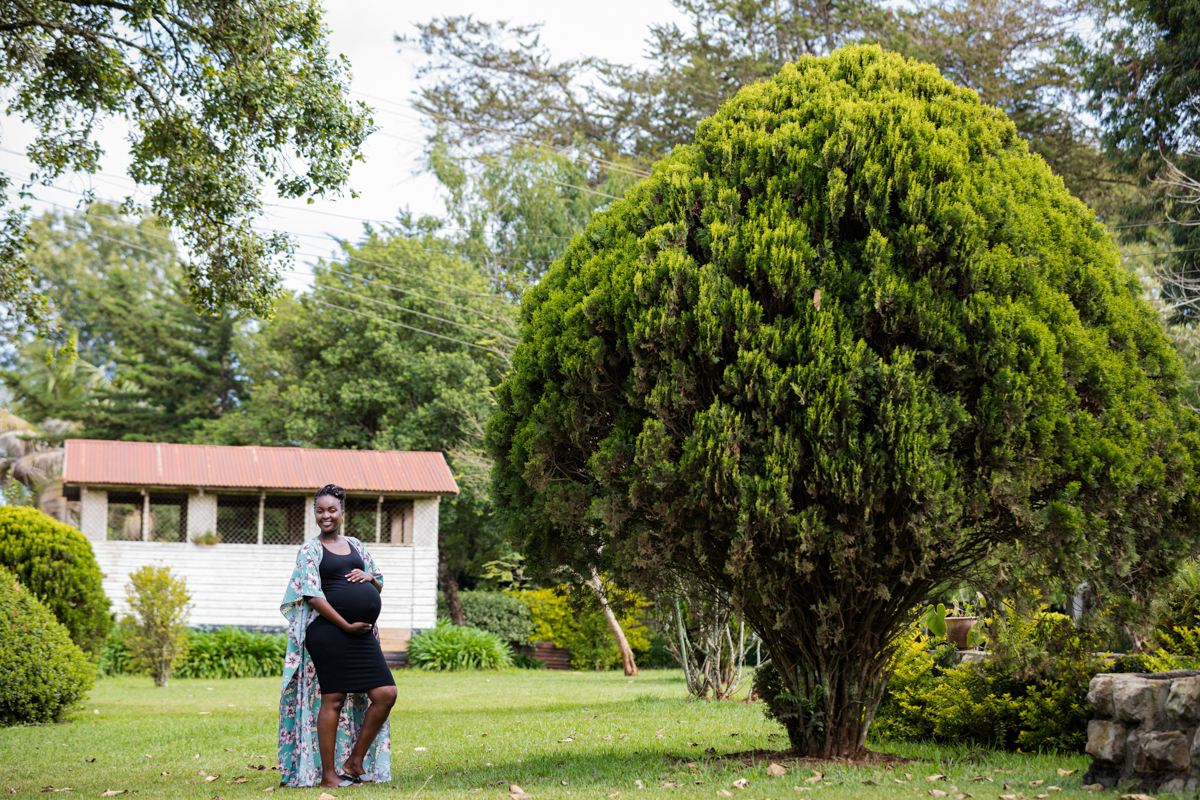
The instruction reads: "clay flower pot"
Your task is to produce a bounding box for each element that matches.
[944,616,979,650]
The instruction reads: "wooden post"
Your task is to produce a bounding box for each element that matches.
[376,495,383,544]
[141,489,150,542]
[257,491,265,545]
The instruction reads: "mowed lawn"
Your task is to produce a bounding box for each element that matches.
[1,669,1101,799]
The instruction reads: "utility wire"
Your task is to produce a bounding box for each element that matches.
[319,282,517,343]
[323,266,516,329]
[310,298,510,360]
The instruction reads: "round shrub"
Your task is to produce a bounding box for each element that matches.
[0,506,111,653]
[0,565,96,725]
[407,623,513,670]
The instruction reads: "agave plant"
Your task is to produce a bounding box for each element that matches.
[0,411,79,523]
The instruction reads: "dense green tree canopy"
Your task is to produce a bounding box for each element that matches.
[0,0,372,336]
[487,45,1200,756]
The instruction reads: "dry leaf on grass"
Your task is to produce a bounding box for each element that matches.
[732,778,749,789]
[1118,795,1157,800]
[83,759,95,764]
[1029,780,1044,787]
[862,780,882,786]
[660,781,677,788]
[999,795,1017,800]
[767,764,787,778]
[99,792,128,797]
[39,788,72,793]
[232,777,247,784]
[1057,769,1077,777]
[717,792,732,798]
[159,773,168,777]
[926,774,946,781]
[204,776,219,783]
[1082,784,1104,791]
[317,794,337,800]
[951,794,973,799]
[1048,787,1061,792]
[928,790,947,798]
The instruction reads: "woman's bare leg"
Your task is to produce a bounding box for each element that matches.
[341,685,397,780]
[316,692,348,787]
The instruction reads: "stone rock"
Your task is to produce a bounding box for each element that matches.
[1086,720,1128,765]
[1160,777,1187,793]
[1113,676,1165,725]
[1088,675,1114,718]
[1135,730,1190,773]
[1167,677,1200,722]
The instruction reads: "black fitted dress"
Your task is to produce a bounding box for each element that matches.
[305,545,395,693]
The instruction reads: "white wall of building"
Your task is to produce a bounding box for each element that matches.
[80,489,441,632]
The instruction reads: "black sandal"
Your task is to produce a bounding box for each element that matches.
[337,772,363,785]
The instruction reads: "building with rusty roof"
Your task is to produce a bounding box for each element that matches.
[63,439,459,662]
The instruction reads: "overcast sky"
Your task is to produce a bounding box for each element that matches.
[0,1,687,292]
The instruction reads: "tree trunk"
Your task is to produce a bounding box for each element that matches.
[438,539,465,626]
[584,569,638,676]
[771,647,892,757]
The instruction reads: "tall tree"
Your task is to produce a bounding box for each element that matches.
[1082,0,1200,316]
[486,46,1200,756]
[0,0,373,337]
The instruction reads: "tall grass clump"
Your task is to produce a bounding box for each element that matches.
[407,623,513,671]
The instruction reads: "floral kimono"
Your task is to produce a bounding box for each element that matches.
[278,536,392,786]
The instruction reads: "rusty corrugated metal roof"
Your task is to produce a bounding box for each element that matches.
[63,439,459,495]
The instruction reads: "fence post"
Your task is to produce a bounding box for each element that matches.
[257,491,265,546]
[141,489,150,542]
[376,496,383,543]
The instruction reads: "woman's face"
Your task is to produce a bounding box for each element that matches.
[314,495,344,535]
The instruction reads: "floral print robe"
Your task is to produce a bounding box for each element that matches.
[278,536,392,786]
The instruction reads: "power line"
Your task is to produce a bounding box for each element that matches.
[309,298,510,360]
[318,282,518,343]
[322,266,516,329]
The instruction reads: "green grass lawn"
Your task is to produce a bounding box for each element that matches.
[0,669,1109,799]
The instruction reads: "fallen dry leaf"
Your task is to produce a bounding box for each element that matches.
[509,786,525,795]
[1057,769,1077,777]
[928,791,947,798]
[1036,795,1049,799]
[1048,787,1061,792]
[905,773,914,780]
[232,777,247,784]
[926,774,946,782]
[862,780,882,786]
[1030,780,1044,787]
[159,772,168,777]
[717,792,732,798]
[40,788,73,793]
[262,788,274,793]
[999,795,1018,800]
[204,776,219,783]
[894,779,907,785]
[1082,785,1104,792]
[1118,795,1157,800]
[99,792,128,797]
[318,794,337,800]
[804,776,822,784]
[609,794,620,799]
[660,781,677,788]
[952,794,973,800]
[558,738,573,743]
[767,764,787,778]
[732,778,749,789]
[83,759,95,764]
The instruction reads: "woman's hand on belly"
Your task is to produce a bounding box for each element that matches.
[344,621,372,635]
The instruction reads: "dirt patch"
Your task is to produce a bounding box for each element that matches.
[669,748,921,769]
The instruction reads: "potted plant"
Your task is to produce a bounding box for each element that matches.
[926,592,987,650]
[193,531,221,546]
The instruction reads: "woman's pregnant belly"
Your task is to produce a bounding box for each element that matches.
[323,578,382,625]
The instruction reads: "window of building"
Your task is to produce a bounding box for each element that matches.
[107,492,142,541]
[216,494,259,544]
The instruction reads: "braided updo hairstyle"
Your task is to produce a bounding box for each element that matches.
[314,484,346,510]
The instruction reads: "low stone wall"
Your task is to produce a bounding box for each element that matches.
[1084,670,1200,792]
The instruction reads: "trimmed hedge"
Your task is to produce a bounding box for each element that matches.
[0,506,111,653]
[0,565,96,725]
[437,590,534,644]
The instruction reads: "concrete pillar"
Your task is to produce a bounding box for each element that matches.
[412,497,439,547]
[304,499,320,540]
[257,491,265,546]
[186,491,218,542]
[78,486,107,543]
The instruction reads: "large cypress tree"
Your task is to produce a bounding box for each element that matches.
[486,46,1200,756]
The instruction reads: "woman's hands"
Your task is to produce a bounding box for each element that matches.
[342,621,373,636]
[346,569,382,593]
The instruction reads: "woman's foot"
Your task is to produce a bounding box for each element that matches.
[320,770,353,788]
[340,756,368,782]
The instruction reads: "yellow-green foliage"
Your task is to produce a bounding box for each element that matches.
[874,603,1106,751]
[1146,625,1200,672]
[0,565,95,725]
[516,586,650,671]
[124,565,192,687]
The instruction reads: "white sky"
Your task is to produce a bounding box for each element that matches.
[0,0,688,292]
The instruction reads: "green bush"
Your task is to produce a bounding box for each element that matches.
[0,506,111,653]
[437,590,534,644]
[873,603,1130,752]
[175,628,286,679]
[98,626,287,678]
[124,565,191,687]
[407,623,513,671]
[0,565,96,725]
[518,586,651,671]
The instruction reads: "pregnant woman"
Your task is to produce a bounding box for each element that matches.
[278,484,397,788]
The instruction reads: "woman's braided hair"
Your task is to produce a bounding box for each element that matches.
[314,484,346,510]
